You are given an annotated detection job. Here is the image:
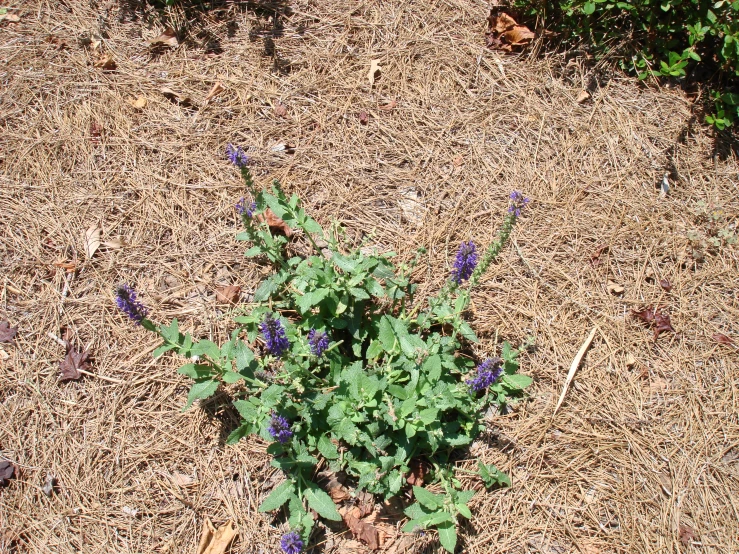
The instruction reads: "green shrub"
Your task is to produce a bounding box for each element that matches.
[515,0,739,128]
[115,145,533,552]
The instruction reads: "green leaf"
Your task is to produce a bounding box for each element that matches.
[158,319,180,343]
[153,344,175,358]
[221,371,244,383]
[423,355,442,382]
[317,435,339,459]
[305,483,342,521]
[456,503,472,519]
[413,486,443,510]
[258,480,295,512]
[253,273,284,302]
[332,253,359,273]
[233,399,257,421]
[502,374,533,391]
[184,379,218,409]
[226,423,251,444]
[583,1,596,13]
[190,340,221,361]
[437,520,457,553]
[378,316,396,352]
[419,408,439,425]
[296,288,330,313]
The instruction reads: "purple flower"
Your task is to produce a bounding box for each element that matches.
[115,284,148,324]
[260,313,290,357]
[269,413,294,444]
[508,191,529,217]
[226,143,249,168]
[466,358,504,392]
[307,329,330,357]
[450,241,478,284]
[280,531,304,554]
[236,198,256,218]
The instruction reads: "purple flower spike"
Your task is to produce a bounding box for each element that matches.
[308,329,330,357]
[280,531,304,554]
[466,358,504,392]
[115,284,148,324]
[236,198,256,218]
[508,191,529,217]
[451,241,478,284]
[226,143,249,168]
[260,313,290,357]
[269,413,294,444]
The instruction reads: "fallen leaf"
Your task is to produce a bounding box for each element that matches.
[0,461,16,487]
[606,280,624,295]
[53,260,78,273]
[255,208,293,237]
[89,121,102,144]
[679,523,696,546]
[84,225,101,259]
[659,278,672,292]
[59,346,91,381]
[45,35,68,49]
[161,87,192,106]
[554,327,598,415]
[576,89,590,103]
[197,519,237,554]
[452,155,464,167]
[648,376,669,395]
[379,99,397,111]
[712,333,735,346]
[625,353,636,368]
[130,96,147,109]
[322,471,350,502]
[406,458,428,486]
[398,187,427,227]
[342,506,381,550]
[274,101,288,117]
[93,53,116,70]
[501,25,535,46]
[204,82,224,104]
[171,472,197,487]
[358,110,369,125]
[486,10,535,51]
[0,321,18,344]
[216,285,241,304]
[122,506,139,517]
[356,490,375,517]
[0,349,9,361]
[589,244,608,266]
[367,59,381,86]
[103,237,125,249]
[148,27,178,47]
[270,143,296,155]
[721,448,739,463]
[42,474,57,497]
[488,12,518,33]
[632,307,656,324]
[653,312,674,340]
[0,11,20,23]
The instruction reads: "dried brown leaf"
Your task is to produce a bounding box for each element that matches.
[84,225,101,259]
[589,244,608,266]
[0,461,16,487]
[93,53,116,70]
[379,99,397,111]
[501,25,535,46]
[171,472,197,487]
[367,59,381,86]
[576,89,590,104]
[130,96,147,109]
[659,278,672,291]
[0,12,20,23]
[653,312,674,340]
[216,285,241,305]
[45,35,68,49]
[255,208,293,237]
[358,110,369,125]
[161,87,192,106]
[42,474,57,497]
[406,458,428,486]
[712,333,735,346]
[199,520,237,554]
[53,260,78,273]
[274,101,288,117]
[0,321,18,344]
[89,121,102,144]
[606,280,624,295]
[679,523,696,546]
[204,82,224,103]
[632,307,656,324]
[342,506,380,550]
[149,27,178,48]
[487,12,518,33]
[59,346,91,381]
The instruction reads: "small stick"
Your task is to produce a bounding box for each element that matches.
[553,326,598,416]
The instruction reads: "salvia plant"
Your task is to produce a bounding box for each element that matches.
[115,145,532,553]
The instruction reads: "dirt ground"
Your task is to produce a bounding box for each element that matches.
[1,1,738,553]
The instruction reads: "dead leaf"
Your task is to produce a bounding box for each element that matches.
[122,506,139,517]
[679,523,696,546]
[486,11,534,51]
[84,225,101,259]
[59,346,91,381]
[93,53,116,70]
[0,12,20,23]
[197,519,237,554]
[606,280,624,295]
[342,506,381,550]
[653,312,674,340]
[576,89,590,103]
[103,237,125,249]
[89,121,102,144]
[45,35,68,49]
[171,472,197,487]
[0,461,16,487]
[379,99,397,111]
[130,96,147,109]
[501,25,535,46]
[632,307,656,324]
[358,110,369,125]
[712,333,735,346]
[488,12,518,33]
[204,82,224,104]
[0,349,9,361]
[321,471,350,502]
[149,27,178,47]
[625,353,636,368]
[0,321,18,344]
[659,278,672,292]
[406,458,428,486]
[255,208,293,237]
[589,244,608,266]
[274,101,288,117]
[216,285,241,304]
[53,260,78,273]
[367,59,381,86]
[42,474,57,497]
[555,327,598,415]
[161,87,192,106]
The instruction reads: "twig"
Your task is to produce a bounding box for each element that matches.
[553,326,598,416]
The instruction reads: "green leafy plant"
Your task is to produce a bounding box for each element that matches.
[115,144,532,553]
[516,0,739,128]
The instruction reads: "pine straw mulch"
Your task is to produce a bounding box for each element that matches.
[1,0,738,553]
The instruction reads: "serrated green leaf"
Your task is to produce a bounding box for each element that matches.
[305,483,342,520]
[184,379,218,409]
[233,399,257,421]
[502,374,533,391]
[226,423,251,444]
[316,435,339,459]
[413,486,443,510]
[437,520,457,553]
[190,340,221,361]
[153,344,175,358]
[419,408,439,425]
[366,339,384,360]
[258,480,295,512]
[456,503,472,519]
[221,371,244,383]
[158,319,180,343]
[296,288,329,313]
[423,354,442,382]
[332,254,359,273]
[378,316,396,352]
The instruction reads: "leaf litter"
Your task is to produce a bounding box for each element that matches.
[0,321,18,344]
[632,307,675,340]
[0,461,17,487]
[59,345,91,381]
[486,10,535,52]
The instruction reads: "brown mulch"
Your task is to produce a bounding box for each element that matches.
[1,1,737,553]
